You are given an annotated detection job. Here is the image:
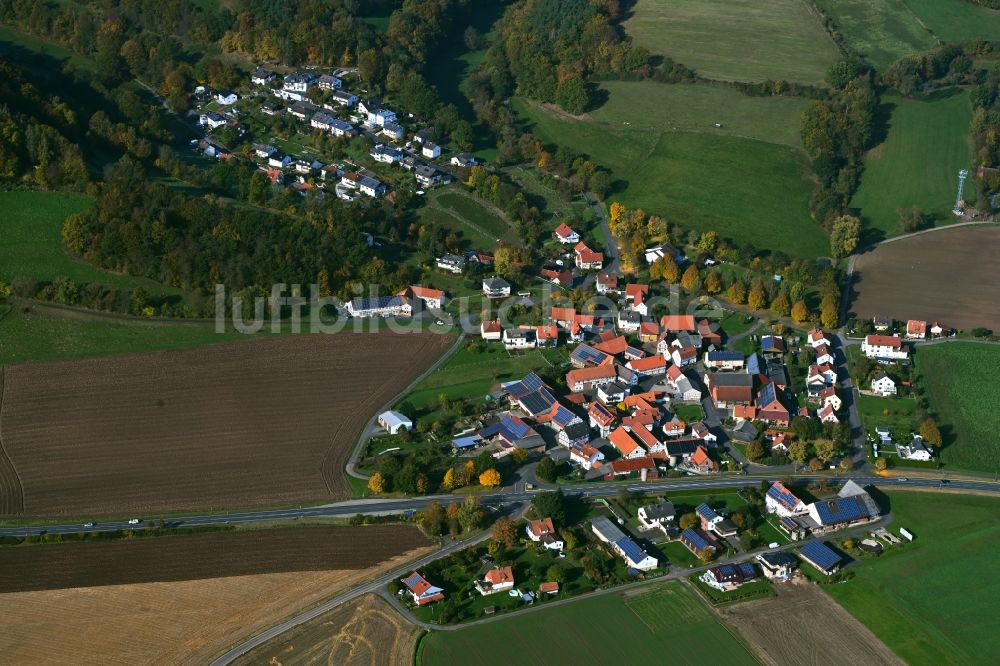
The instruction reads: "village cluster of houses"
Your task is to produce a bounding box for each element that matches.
[197,65,478,200]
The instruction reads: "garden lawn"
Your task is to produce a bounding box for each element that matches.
[916,343,1000,473]
[420,581,756,665]
[625,0,839,84]
[901,0,1000,44]
[811,0,935,72]
[851,92,973,242]
[0,305,258,365]
[515,99,828,259]
[822,491,1000,664]
[856,394,919,437]
[432,191,517,245]
[589,82,810,148]
[0,191,181,297]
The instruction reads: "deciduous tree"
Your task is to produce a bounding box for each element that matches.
[791,300,810,323]
[491,516,518,548]
[920,418,943,447]
[681,265,700,291]
[479,468,502,487]
[367,472,386,494]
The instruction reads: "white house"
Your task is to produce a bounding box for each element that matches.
[765,481,808,517]
[817,404,839,424]
[526,518,564,551]
[371,144,403,164]
[283,72,316,93]
[807,329,830,348]
[382,122,405,140]
[347,295,410,318]
[378,410,413,434]
[896,434,933,461]
[215,91,238,105]
[870,372,897,396]
[475,566,514,595]
[638,500,675,531]
[330,90,359,107]
[199,112,226,129]
[318,74,342,90]
[422,143,442,159]
[358,176,387,198]
[814,343,835,366]
[268,154,293,169]
[437,253,466,274]
[483,276,511,299]
[503,328,537,350]
[451,153,477,167]
[862,335,908,360]
[553,223,580,244]
[251,68,275,86]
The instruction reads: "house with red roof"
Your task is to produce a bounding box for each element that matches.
[638,321,660,343]
[402,571,445,605]
[594,335,629,356]
[861,335,907,360]
[627,354,667,377]
[688,445,718,474]
[671,344,698,367]
[596,273,619,294]
[587,401,617,437]
[625,283,650,315]
[609,426,647,459]
[570,443,605,470]
[540,268,574,287]
[905,319,927,340]
[476,566,515,595]
[574,242,604,270]
[659,314,697,332]
[526,517,564,550]
[553,222,580,244]
[480,320,502,341]
[817,403,839,423]
[399,285,447,309]
[807,328,830,348]
[603,456,660,480]
[566,364,618,392]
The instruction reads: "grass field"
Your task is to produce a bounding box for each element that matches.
[589,81,810,148]
[857,394,919,436]
[811,0,934,72]
[851,92,972,241]
[901,0,1000,44]
[916,343,1000,473]
[515,98,828,258]
[0,25,100,72]
[823,491,1000,664]
[420,582,756,665]
[0,332,452,516]
[0,192,181,296]
[626,0,840,84]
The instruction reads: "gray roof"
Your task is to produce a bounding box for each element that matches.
[483,276,510,289]
[591,516,626,543]
[641,500,675,521]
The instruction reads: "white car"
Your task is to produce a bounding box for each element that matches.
[127,519,141,525]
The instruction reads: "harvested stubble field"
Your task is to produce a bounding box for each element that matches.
[0,524,430,592]
[0,539,434,666]
[234,593,419,666]
[849,226,1000,331]
[0,332,453,516]
[717,580,902,666]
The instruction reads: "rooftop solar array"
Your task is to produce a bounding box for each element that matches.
[571,344,609,367]
[707,351,744,361]
[614,537,650,564]
[812,496,870,525]
[682,528,711,551]
[767,482,803,511]
[799,539,842,570]
[696,503,719,521]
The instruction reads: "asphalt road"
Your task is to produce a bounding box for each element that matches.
[2,474,994,537]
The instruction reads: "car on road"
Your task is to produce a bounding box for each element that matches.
[127,518,141,525]
[83,522,94,528]
[897,478,908,482]
[940,479,950,484]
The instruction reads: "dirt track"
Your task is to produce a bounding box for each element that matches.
[718,579,902,666]
[850,226,1000,331]
[0,331,452,516]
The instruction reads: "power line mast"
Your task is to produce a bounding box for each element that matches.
[953,168,969,215]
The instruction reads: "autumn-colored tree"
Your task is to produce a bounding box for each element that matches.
[874,457,888,472]
[789,440,809,464]
[651,255,681,283]
[745,440,765,461]
[771,290,791,317]
[727,281,747,305]
[367,472,386,494]
[416,474,428,494]
[830,215,862,259]
[442,468,455,490]
[697,230,719,253]
[609,201,625,226]
[809,457,825,471]
[681,265,700,291]
[458,496,485,532]
[464,459,476,484]
[920,418,943,447]
[679,513,699,530]
[791,300,810,323]
[705,269,722,294]
[814,439,837,462]
[447,501,461,523]
[821,301,839,329]
[839,456,853,472]
[491,516,518,548]
[646,215,668,240]
[479,468,502,487]
[698,548,715,564]
[747,279,767,310]
[420,501,444,535]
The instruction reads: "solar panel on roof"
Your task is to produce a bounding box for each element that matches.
[696,503,719,521]
[682,528,710,550]
[615,537,648,564]
[800,540,842,570]
[759,382,776,405]
[552,405,576,427]
[520,392,553,416]
[813,497,870,525]
[779,516,798,530]
[403,573,422,587]
[739,563,756,577]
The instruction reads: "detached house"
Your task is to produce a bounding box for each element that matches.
[870,371,897,396]
[705,351,745,371]
[483,276,511,298]
[526,518,564,551]
[807,328,830,348]
[570,443,605,470]
[437,253,466,274]
[906,319,927,340]
[862,335,907,361]
[765,481,808,517]
[705,372,753,408]
[566,364,617,393]
[596,273,619,294]
[402,571,445,605]
[609,427,647,459]
[638,500,675,531]
[574,242,603,270]
[701,563,757,591]
[553,222,580,244]
[476,566,514,595]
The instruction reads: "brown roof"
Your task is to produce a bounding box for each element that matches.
[567,364,617,385]
[659,314,697,331]
[538,581,560,593]
[485,566,514,585]
[609,427,643,457]
[865,334,902,348]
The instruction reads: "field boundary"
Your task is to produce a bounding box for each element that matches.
[0,366,25,514]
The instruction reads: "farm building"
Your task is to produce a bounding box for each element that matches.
[680,528,717,557]
[378,411,413,434]
[798,540,843,576]
[861,335,908,361]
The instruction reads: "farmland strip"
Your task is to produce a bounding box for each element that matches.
[0,366,26,514]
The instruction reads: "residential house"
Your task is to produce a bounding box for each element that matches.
[574,242,603,270]
[414,164,441,188]
[627,354,667,377]
[624,283,650,315]
[872,315,893,331]
[765,481,808,517]
[617,310,642,333]
[704,351,745,371]
[569,343,610,368]
[686,445,718,474]
[382,122,405,140]
[215,91,237,105]
[680,528,717,558]
[870,371,897,396]
[691,421,717,446]
[538,582,560,595]
[451,153,478,168]
[311,112,336,131]
[358,176,387,198]
[475,566,514,595]
[570,443,605,470]
[644,242,684,265]
[597,381,629,404]
[813,343,835,366]
[896,434,933,461]
[756,551,797,581]
[483,276,511,299]
[701,563,757,591]
[602,456,660,482]
[421,142,442,159]
[817,404,839,424]
[587,402,617,437]
[437,253,466,274]
[596,273,619,294]
[288,101,317,119]
[612,536,658,571]
[566,364,618,393]
[637,500,675,531]
[480,320,502,341]
[660,314,697,333]
[371,144,403,163]
[609,427,647,459]
[318,74,342,90]
[553,223,580,244]
[282,72,316,93]
[347,295,411,318]
[807,328,830,348]
[861,335,907,360]
[330,89,359,107]
[402,571,445,605]
[526,518,564,551]
[199,112,226,129]
[756,383,790,427]
[798,540,843,576]
[760,335,786,357]
[818,387,842,412]
[503,328,537,350]
[377,410,412,434]
[671,345,698,368]
[251,67,276,86]
[479,413,545,455]
[705,373,753,408]
[639,322,660,344]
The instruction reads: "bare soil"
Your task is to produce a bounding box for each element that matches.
[850,226,1000,331]
[0,545,433,666]
[717,578,903,666]
[0,331,452,516]
[0,524,430,593]
[233,593,419,666]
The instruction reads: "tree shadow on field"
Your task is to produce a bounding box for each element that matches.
[870,100,896,149]
[866,485,892,515]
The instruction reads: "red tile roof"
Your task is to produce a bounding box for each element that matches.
[609,427,643,457]
[629,355,667,372]
[594,335,629,355]
[865,334,902,348]
[659,314,697,331]
[567,364,618,385]
[554,222,577,239]
[485,566,514,585]
[625,283,649,304]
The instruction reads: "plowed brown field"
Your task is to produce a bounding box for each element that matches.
[849,226,1000,331]
[233,593,419,666]
[0,541,434,666]
[0,524,430,593]
[0,331,452,516]
[718,579,902,666]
